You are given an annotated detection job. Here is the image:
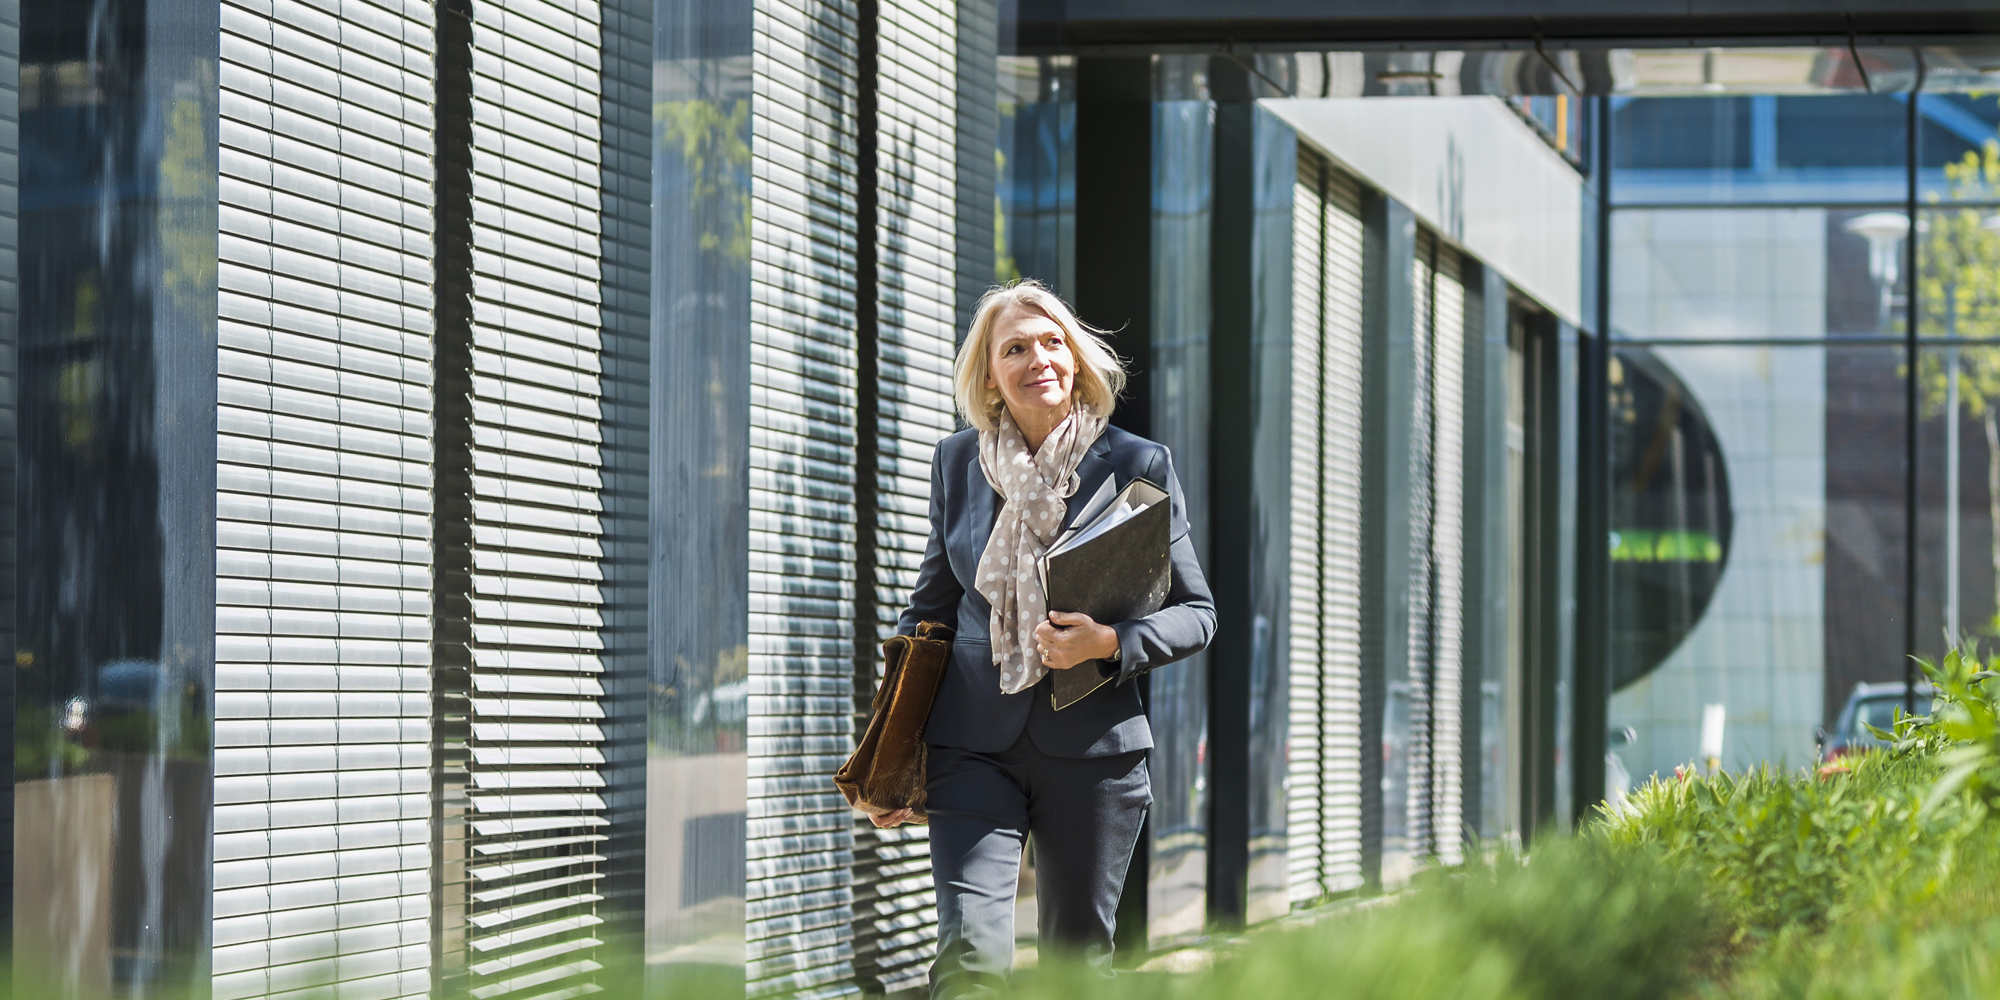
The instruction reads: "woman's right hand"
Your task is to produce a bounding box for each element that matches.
[870,808,914,829]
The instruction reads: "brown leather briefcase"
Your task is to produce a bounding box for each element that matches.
[834,621,952,823]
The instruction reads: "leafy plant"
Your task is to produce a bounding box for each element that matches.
[1886,645,2000,816]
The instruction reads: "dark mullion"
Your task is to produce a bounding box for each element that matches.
[848,0,887,989]
[1902,55,1926,714]
[1313,156,1334,897]
[851,0,880,721]
[1572,94,1613,825]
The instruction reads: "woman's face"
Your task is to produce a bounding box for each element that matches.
[986,307,1075,421]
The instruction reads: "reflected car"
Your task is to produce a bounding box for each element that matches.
[1819,682,1935,763]
[97,658,164,714]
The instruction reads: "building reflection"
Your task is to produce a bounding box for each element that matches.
[15,0,215,993]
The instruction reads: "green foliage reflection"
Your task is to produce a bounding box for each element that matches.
[1916,115,2000,638]
[655,98,752,263]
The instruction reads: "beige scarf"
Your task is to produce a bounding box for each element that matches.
[975,407,1108,695]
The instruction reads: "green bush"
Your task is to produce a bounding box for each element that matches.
[1597,750,1953,941]
[1020,839,1718,1000]
[1683,647,2000,999]
[1010,645,2000,1000]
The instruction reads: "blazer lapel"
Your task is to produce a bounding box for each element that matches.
[958,461,1000,573]
[1064,432,1116,530]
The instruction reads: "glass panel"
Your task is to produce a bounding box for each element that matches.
[1611,207,1844,342]
[1915,187,2000,658]
[1611,204,1924,343]
[650,0,752,983]
[1608,93,1919,783]
[1831,206,1911,338]
[1607,344,1905,787]
[1610,95,1908,207]
[15,0,215,992]
[1917,203,2000,346]
[1914,344,2000,663]
[1482,318,1526,840]
[996,55,1075,295]
[1146,82,1212,948]
[1919,92,2000,204]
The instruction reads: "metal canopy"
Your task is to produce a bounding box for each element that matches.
[1010,0,2000,52]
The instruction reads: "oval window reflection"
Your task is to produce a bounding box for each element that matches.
[1609,347,1734,691]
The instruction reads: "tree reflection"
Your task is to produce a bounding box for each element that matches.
[1916,127,2000,638]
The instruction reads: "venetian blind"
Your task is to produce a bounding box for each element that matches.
[1317,166,1367,895]
[1428,244,1468,866]
[745,0,863,993]
[455,0,615,995]
[213,1,437,995]
[1285,153,1327,905]
[848,0,964,990]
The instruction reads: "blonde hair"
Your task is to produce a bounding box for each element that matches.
[953,281,1127,433]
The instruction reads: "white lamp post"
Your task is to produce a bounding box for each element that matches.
[1844,211,1910,334]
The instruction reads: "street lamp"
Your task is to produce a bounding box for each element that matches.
[1844,211,1910,334]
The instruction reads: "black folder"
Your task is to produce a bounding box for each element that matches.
[1038,478,1172,710]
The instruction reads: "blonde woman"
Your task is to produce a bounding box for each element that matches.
[877,281,1216,997]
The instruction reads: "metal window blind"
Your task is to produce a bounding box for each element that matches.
[213,1,437,996]
[1427,245,1467,866]
[1318,167,1367,895]
[1281,152,1369,899]
[1285,155,1327,906]
[849,1,963,991]
[456,0,613,995]
[746,0,862,994]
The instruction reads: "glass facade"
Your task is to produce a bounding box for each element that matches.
[1605,82,2000,790]
[17,0,215,992]
[3,7,2000,997]
[1145,58,1213,948]
[650,0,752,988]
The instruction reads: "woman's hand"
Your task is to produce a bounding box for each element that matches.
[1034,611,1120,670]
[870,808,914,828]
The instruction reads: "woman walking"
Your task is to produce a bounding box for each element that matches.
[873,281,1216,999]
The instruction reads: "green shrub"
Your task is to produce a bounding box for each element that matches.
[1019,839,1718,1000]
[1712,819,2000,1000]
[1013,646,2000,1000]
[1596,750,1951,941]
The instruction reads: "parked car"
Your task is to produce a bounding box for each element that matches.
[1819,681,1936,763]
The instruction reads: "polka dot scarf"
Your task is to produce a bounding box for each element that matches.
[975,407,1108,695]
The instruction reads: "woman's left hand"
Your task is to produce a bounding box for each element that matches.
[1034,611,1121,670]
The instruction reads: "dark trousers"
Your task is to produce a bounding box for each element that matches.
[924,732,1150,1000]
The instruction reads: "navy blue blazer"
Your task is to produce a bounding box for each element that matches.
[896,425,1218,759]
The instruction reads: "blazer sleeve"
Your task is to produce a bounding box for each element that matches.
[1109,444,1218,682]
[896,439,965,637]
